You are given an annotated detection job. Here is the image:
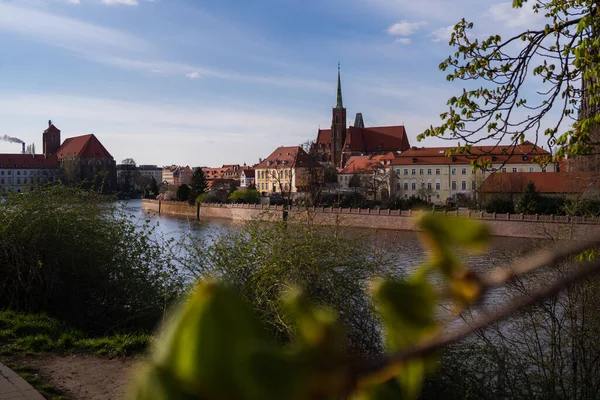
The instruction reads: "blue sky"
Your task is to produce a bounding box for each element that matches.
[0,0,548,166]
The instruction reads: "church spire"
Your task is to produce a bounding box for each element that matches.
[336,62,344,109]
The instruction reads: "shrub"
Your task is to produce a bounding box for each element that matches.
[0,186,184,333]
[183,217,399,359]
[229,189,260,204]
[485,196,515,213]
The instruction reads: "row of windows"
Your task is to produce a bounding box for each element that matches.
[0,177,56,185]
[396,167,545,176]
[256,170,292,180]
[257,182,290,191]
[399,180,479,192]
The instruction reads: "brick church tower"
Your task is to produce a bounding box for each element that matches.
[331,64,347,168]
[43,120,61,157]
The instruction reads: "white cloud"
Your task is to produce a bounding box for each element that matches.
[430,25,454,42]
[0,2,148,54]
[186,71,201,79]
[486,2,543,29]
[387,20,424,36]
[393,38,411,45]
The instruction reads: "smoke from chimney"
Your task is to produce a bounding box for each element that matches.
[1,135,25,144]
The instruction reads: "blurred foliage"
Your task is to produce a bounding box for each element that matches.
[229,189,261,204]
[132,214,493,399]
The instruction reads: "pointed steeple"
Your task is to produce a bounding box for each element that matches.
[336,62,344,109]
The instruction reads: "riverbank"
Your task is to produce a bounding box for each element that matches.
[142,199,600,240]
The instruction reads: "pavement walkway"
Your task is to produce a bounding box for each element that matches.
[0,361,45,399]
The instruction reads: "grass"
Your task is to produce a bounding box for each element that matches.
[0,310,151,399]
[0,310,151,357]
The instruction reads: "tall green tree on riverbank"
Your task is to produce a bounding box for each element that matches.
[420,0,600,171]
[189,167,209,204]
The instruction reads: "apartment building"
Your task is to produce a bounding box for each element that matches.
[389,142,555,204]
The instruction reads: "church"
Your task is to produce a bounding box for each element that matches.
[0,121,117,193]
[314,66,411,168]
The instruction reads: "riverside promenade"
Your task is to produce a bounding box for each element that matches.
[0,362,44,399]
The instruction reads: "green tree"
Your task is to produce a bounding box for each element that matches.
[176,184,191,202]
[189,167,209,204]
[348,173,361,189]
[516,181,539,214]
[419,0,600,170]
[119,158,139,192]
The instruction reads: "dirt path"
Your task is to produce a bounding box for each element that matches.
[26,354,143,400]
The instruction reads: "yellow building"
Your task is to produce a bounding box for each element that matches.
[388,142,556,204]
[255,146,315,195]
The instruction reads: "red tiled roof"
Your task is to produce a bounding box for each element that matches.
[0,153,58,168]
[55,134,113,160]
[391,141,550,166]
[480,172,600,194]
[339,154,390,175]
[203,167,228,179]
[316,125,410,153]
[255,146,312,169]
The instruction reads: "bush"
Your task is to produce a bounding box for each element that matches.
[183,218,399,359]
[195,193,216,204]
[0,186,184,333]
[484,196,515,213]
[229,189,260,204]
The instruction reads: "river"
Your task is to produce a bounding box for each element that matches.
[122,199,545,275]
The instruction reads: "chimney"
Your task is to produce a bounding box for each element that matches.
[48,120,52,128]
[22,143,25,154]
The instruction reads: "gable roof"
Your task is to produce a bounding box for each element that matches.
[480,172,600,194]
[316,125,410,154]
[255,146,312,169]
[55,134,113,160]
[44,124,61,134]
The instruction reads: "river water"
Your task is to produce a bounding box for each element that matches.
[122,199,545,276]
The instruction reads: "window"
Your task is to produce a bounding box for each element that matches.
[542,167,547,172]
[436,182,440,190]
[451,168,456,175]
[23,178,27,185]
[419,168,424,175]
[421,182,425,188]
[502,168,507,173]
[395,169,400,175]
[529,167,534,172]
[411,182,416,190]
[0,171,3,175]
[16,178,20,184]
[404,182,409,191]
[427,168,432,175]
[461,181,467,190]
[7,171,11,176]
[435,168,440,175]
[451,181,457,190]
[404,169,408,175]
[461,168,467,175]
[17,171,20,176]
[427,182,432,190]
[411,169,416,175]
[512,168,517,173]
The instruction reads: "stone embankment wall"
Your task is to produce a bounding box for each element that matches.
[142,200,600,240]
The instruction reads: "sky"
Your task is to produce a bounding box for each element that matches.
[0,0,549,167]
